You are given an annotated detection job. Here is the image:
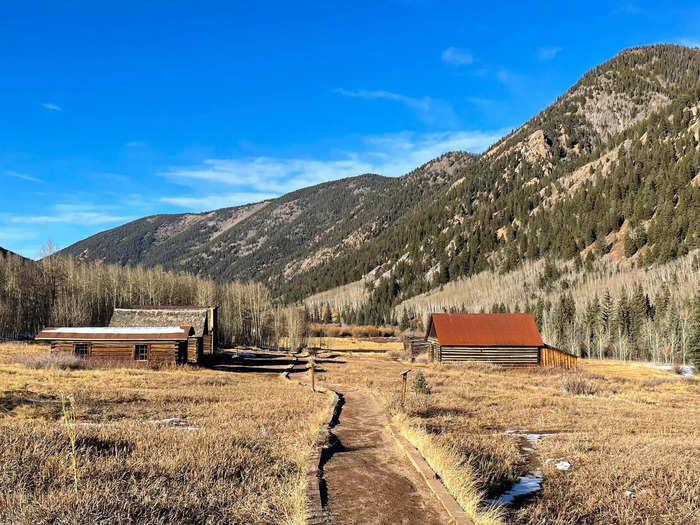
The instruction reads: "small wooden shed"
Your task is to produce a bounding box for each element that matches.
[425,313,576,368]
[36,326,194,366]
[109,306,218,363]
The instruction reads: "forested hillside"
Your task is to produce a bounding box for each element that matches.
[283,45,700,309]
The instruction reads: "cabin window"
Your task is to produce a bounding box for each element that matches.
[74,343,89,357]
[135,344,148,361]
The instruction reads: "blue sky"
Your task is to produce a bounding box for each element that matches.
[1,1,699,258]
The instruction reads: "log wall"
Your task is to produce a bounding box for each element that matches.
[50,341,180,365]
[203,334,213,355]
[439,346,539,366]
[539,346,577,369]
[187,336,202,364]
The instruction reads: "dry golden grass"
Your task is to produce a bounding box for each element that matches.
[316,354,700,525]
[307,336,403,352]
[0,343,331,525]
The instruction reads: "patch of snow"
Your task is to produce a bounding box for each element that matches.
[625,490,635,499]
[555,460,572,471]
[486,468,544,506]
[151,417,190,426]
[651,364,695,376]
[505,429,553,443]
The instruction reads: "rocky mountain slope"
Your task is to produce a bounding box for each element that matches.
[61,151,474,283]
[62,45,700,319]
[282,45,700,317]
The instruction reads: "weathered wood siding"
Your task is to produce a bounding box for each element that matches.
[51,341,180,365]
[439,346,539,366]
[187,336,201,364]
[426,337,440,362]
[202,334,213,355]
[539,346,577,369]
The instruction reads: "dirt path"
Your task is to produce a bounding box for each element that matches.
[320,388,452,525]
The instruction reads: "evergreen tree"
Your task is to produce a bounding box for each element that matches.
[323,303,333,324]
[687,291,700,369]
[399,308,410,331]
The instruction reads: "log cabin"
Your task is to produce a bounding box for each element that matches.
[36,326,194,366]
[425,313,576,368]
[109,306,218,363]
[36,305,218,366]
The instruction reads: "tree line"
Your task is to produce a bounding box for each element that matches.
[0,252,301,348]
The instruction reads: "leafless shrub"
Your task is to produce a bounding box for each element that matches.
[641,377,674,389]
[16,352,86,370]
[386,350,404,361]
[562,373,601,395]
[413,352,430,364]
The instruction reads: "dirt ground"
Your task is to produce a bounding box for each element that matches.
[321,388,451,525]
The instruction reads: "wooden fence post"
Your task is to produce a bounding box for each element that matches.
[401,369,411,406]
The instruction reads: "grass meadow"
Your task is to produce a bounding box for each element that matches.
[0,343,331,525]
[316,351,700,525]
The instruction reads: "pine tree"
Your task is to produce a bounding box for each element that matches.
[323,303,333,324]
[399,308,410,331]
[600,290,613,335]
[687,291,700,369]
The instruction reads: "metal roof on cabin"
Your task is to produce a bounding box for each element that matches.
[109,307,209,337]
[427,313,544,347]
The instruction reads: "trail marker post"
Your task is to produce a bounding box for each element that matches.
[310,361,316,392]
[401,369,411,406]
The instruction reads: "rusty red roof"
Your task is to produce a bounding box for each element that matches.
[426,313,543,347]
[36,325,194,341]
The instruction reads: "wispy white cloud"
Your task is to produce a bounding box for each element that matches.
[161,192,278,211]
[159,129,509,210]
[5,170,44,183]
[0,226,39,241]
[41,103,62,111]
[678,38,700,48]
[441,47,474,65]
[536,46,562,60]
[334,88,456,126]
[11,204,132,225]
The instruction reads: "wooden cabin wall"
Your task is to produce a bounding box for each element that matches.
[202,334,213,355]
[50,341,180,365]
[439,346,539,366]
[539,346,577,369]
[187,336,201,364]
[51,341,73,353]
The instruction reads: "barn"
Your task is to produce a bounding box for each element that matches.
[36,305,218,366]
[425,313,576,368]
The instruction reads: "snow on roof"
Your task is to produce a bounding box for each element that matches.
[42,326,184,334]
[36,325,194,341]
